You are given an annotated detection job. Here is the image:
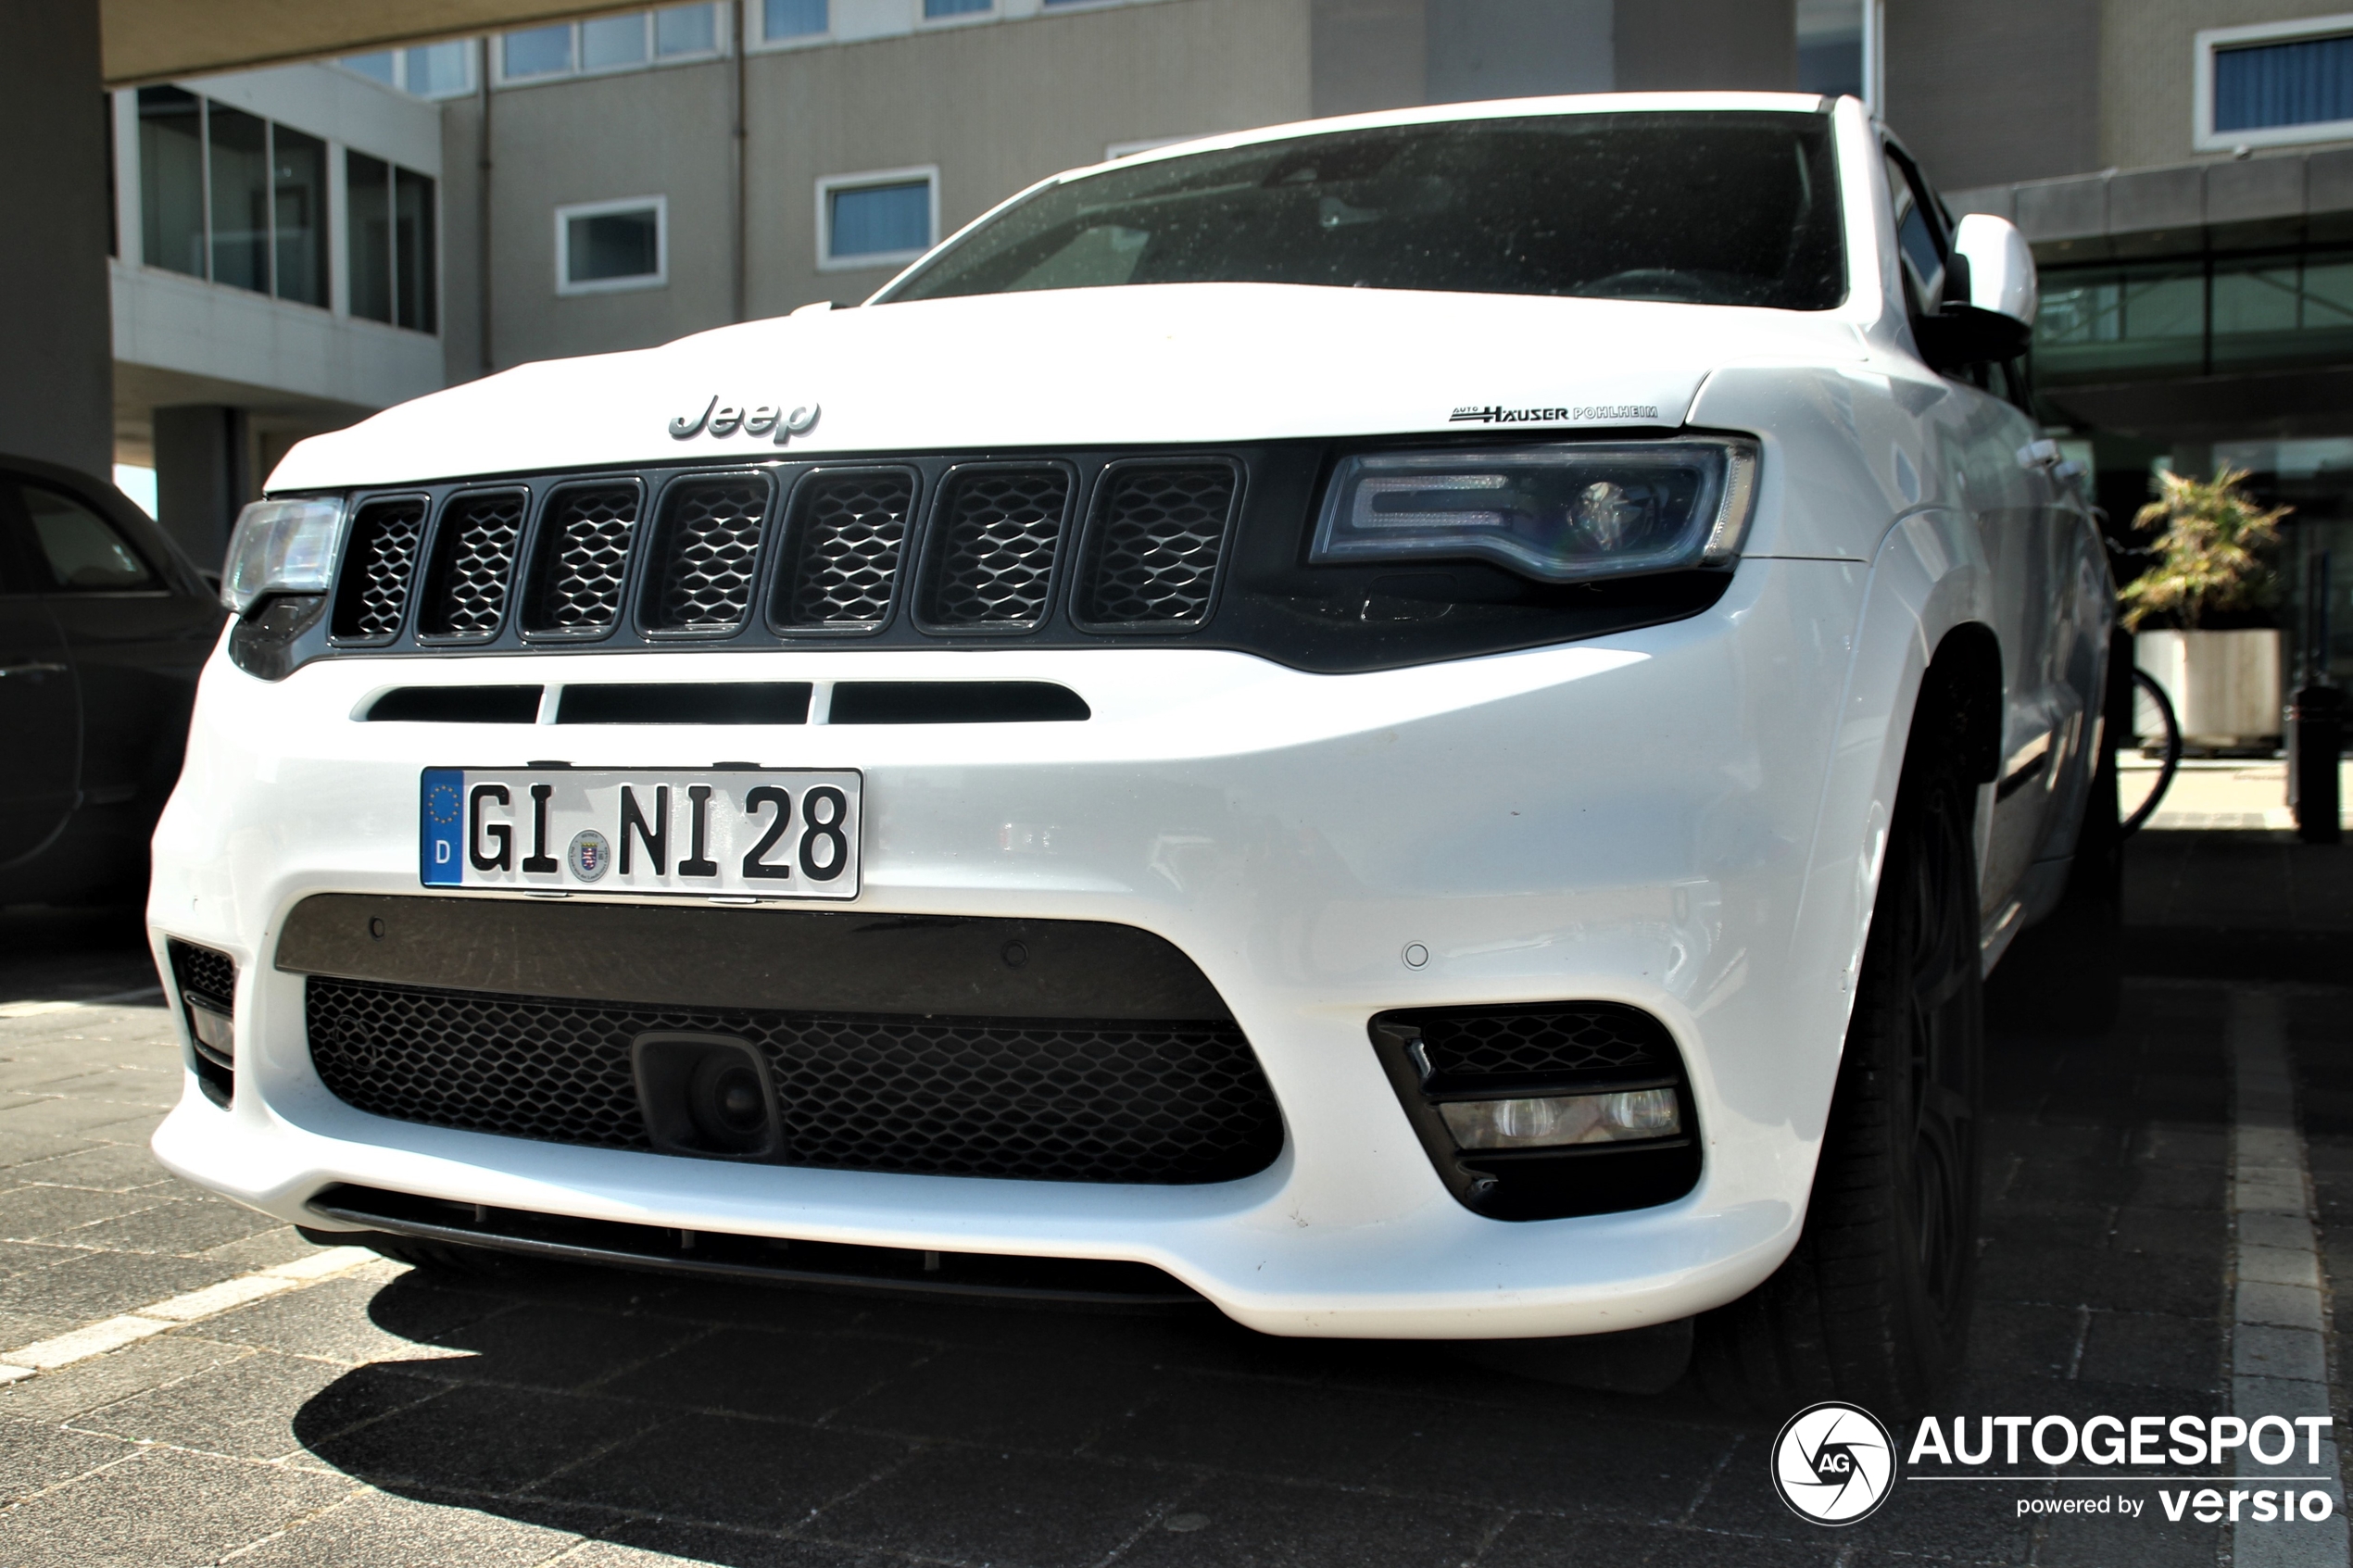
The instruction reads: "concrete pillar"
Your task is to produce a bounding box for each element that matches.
[1614,0,1797,92]
[1428,0,1613,103]
[1311,0,1428,118]
[0,0,112,482]
[154,406,250,573]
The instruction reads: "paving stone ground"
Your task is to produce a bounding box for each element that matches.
[0,832,2342,1567]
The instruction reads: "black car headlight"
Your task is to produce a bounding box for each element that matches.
[1308,439,1759,583]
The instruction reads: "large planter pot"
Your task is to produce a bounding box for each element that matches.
[2134,628,2284,749]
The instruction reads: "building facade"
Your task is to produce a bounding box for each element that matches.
[120,0,2353,695]
[107,64,447,566]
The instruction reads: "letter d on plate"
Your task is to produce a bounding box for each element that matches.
[422,769,465,886]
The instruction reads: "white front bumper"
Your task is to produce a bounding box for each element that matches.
[150,556,1869,1338]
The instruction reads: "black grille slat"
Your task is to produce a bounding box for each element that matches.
[920,467,1070,629]
[778,469,914,630]
[306,979,1283,1185]
[420,491,526,640]
[524,483,639,636]
[646,477,770,633]
[1079,465,1236,628]
[330,499,425,641]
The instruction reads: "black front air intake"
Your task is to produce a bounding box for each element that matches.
[306,978,1283,1185]
[1370,1002,1701,1221]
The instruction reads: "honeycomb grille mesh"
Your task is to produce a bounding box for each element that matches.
[306,979,1283,1184]
[525,483,639,635]
[168,940,235,1010]
[420,491,526,639]
[779,470,914,629]
[331,499,425,641]
[648,478,769,633]
[1079,466,1235,627]
[922,468,1069,628]
[1415,1006,1671,1082]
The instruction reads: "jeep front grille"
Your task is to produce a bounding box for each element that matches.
[646,475,769,633]
[776,468,914,631]
[524,482,640,636]
[330,498,425,641]
[419,489,526,640]
[307,978,1284,1185]
[1077,463,1236,628]
[918,465,1071,629]
[288,445,1734,673]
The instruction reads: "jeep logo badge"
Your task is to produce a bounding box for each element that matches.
[668,395,821,445]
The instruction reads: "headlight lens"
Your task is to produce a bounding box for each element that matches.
[1309,440,1758,583]
[220,497,346,615]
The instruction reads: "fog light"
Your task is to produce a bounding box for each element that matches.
[1440,1087,1680,1149]
[186,1002,233,1060]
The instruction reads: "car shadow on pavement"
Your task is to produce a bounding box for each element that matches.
[288,1257,1768,1567]
[281,963,2241,1568]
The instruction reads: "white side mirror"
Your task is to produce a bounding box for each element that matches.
[1952,213,2037,326]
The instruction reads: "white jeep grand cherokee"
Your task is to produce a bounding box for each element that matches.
[151,93,2111,1410]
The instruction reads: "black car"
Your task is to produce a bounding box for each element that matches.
[0,454,223,905]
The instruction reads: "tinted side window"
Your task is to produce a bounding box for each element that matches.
[1882,146,1948,316]
[20,484,156,591]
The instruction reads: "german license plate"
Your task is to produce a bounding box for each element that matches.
[421,768,862,899]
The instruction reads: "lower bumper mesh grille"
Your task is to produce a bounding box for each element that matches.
[307,978,1283,1185]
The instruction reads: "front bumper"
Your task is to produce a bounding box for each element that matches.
[150,555,1869,1338]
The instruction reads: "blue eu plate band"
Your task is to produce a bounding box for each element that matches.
[422,769,464,886]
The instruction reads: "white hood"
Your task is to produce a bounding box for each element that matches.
[268,282,1865,492]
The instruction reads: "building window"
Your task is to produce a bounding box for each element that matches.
[761,0,828,42]
[346,150,440,332]
[557,196,668,294]
[498,7,723,83]
[2198,17,2353,149]
[137,87,205,279]
[271,126,329,307]
[503,25,573,78]
[135,85,353,312]
[924,0,992,18]
[818,169,937,270]
[340,43,474,97]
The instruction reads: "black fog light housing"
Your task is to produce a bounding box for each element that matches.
[166,938,239,1109]
[632,1033,783,1160]
[1369,1002,1700,1222]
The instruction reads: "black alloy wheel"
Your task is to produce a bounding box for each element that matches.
[1693,746,1984,1417]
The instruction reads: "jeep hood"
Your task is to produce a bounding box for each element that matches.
[268,282,1866,492]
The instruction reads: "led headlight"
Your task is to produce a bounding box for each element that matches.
[1309,440,1758,583]
[220,497,346,615]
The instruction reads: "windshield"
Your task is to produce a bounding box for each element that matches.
[880,111,1845,310]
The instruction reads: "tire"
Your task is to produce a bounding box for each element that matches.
[1693,746,1984,1419]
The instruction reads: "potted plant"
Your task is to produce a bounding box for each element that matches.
[2120,465,2288,752]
